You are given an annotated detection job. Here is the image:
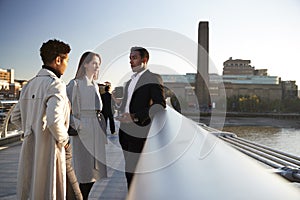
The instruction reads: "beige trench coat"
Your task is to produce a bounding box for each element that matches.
[66,77,107,183]
[11,69,70,200]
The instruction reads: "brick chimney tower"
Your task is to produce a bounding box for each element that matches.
[195,21,210,112]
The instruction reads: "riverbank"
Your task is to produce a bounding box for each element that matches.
[184,113,300,129]
[220,116,300,129]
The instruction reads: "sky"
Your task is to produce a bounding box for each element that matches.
[0,0,300,88]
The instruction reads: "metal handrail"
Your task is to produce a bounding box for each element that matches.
[197,122,300,183]
[231,136,300,161]
[223,136,300,166]
[221,136,300,168]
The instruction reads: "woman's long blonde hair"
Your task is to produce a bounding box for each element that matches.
[75,51,101,80]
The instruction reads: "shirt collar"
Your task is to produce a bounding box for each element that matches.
[131,69,147,80]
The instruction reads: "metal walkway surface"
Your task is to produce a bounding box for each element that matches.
[0,142,21,200]
[0,134,128,200]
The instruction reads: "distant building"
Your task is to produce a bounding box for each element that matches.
[0,68,14,83]
[281,80,298,99]
[0,68,22,99]
[222,74,280,85]
[161,74,197,109]
[161,57,298,111]
[222,57,297,100]
[223,57,254,75]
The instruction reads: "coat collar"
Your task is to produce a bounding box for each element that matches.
[42,65,61,78]
[37,68,59,79]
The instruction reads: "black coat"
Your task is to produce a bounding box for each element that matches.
[101,92,114,117]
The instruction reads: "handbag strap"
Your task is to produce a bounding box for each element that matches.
[72,79,81,119]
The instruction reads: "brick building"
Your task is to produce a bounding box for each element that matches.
[0,68,23,99]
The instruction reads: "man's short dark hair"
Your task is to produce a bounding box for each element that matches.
[130,46,149,61]
[40,39,71,65]
[104,85,110,92]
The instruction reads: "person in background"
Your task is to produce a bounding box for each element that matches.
[164,86,181,113]
[67,51,107,200]
[113,46,166,189]
[11,39,78,199]
[101,84,116,135]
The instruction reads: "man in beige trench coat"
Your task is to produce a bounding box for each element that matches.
[11,39,77,199]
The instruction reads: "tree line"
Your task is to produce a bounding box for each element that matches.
[226,95,300,113]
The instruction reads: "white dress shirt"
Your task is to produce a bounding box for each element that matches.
[124,69,147,113]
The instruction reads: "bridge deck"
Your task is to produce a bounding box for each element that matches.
[0,134,128,200]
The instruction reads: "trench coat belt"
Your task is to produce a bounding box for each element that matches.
[80,110,101,118]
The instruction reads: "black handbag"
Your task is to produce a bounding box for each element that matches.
[68,126,78,136]
[97,111,107,134]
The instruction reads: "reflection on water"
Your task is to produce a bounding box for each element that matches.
[222,126,300,156]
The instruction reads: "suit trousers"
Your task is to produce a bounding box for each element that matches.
[103,113,115,133]
[118,128,146,189]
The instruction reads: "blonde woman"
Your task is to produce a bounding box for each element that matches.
[67,51,107,200]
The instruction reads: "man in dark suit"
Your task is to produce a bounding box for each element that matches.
[114,47,166,189]
[101,85,116,134]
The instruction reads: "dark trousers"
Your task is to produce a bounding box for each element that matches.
[118,129,146,189]
[65,144,83,200]
[103,113,115,133]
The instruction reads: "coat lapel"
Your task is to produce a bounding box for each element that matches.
[134,70,150,93]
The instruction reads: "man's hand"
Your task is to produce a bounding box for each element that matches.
[116,112,134,123]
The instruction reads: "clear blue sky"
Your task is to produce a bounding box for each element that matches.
[1,0,300,87]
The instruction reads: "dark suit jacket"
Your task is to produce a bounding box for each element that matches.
[101,92,114,117]
[120,70,166,127]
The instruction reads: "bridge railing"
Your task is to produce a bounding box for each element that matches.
[198,122,300,183]
[127,107,300,200]
[0,100,22,145]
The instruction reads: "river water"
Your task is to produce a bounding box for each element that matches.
[222,126,300,156]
